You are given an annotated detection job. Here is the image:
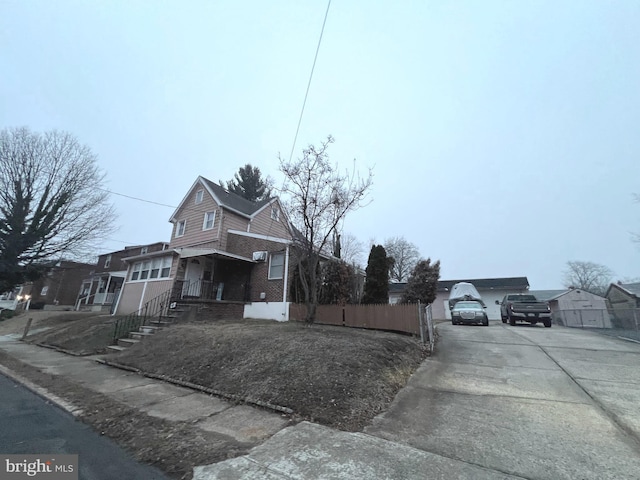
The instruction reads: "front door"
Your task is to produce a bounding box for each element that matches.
[183,260,204,297]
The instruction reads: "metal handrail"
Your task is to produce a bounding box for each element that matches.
[111,287,174,343]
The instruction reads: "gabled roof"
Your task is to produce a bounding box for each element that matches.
[170,176,274,222]
[389,283,407,294]
[388,277,530,294]
[607,282,640,298]
[437,277,529,292]
[201,177,273,216]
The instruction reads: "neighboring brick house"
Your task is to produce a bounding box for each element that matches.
[114,176,297,320]
[19,260,97,310]
[77,242,169,313]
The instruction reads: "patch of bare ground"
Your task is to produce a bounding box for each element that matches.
[25,315,116,355]
[0,310,103,335]
[112,319,426,431]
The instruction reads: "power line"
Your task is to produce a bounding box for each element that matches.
[98,187,178,209]
[287,0,332,163]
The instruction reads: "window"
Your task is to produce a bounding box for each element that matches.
[104,254,112,268]
[141,246,148,254]
[131,262,142,280]
[203,211,216,230]
[160,257,171,277]
[140,261,151,280]
[176,220,186,237]
[149,258,161,279]
[130,257,171,281]
[195,190,203,204]
[40,286,49,296]
[271,207,280,221]
[268,252,285,279]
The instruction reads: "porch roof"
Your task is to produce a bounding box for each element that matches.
[177,248,254,263]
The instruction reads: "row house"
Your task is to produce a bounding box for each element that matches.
[77,242,169,312]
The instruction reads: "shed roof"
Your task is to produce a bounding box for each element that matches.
[528,289,568,301]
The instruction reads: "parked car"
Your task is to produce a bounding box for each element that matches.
[497,294,552,327]
[451,301,489,326]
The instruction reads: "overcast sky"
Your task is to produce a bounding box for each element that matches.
[2,0,639,289]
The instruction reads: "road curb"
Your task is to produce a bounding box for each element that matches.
[0,363,84,417]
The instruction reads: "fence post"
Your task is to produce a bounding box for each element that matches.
[418,301,424,345]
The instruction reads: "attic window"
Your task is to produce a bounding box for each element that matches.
[271,207,280,221]
[195,190,203,204]
[104,254,112,268]
[141,246,148,254]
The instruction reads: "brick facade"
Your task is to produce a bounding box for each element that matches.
[227,232,296,303]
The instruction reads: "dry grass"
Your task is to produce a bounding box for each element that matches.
[113,319,425,431]
[25,314,116,355]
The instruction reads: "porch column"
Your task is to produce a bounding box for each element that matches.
[104,275,112,298]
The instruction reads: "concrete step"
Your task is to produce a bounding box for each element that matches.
[117,338,140,348]
[148,320,172,327]
[106,345,127,352]
[140,325,160,334]
[129,331,154,340]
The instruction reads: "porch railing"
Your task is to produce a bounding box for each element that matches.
[112,287,174,343]
[172,279,251,302]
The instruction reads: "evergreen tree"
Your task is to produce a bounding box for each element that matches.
[362,245,390,304]
[402,258,441,304]
[224,164,273,202]
[319,259,354,305]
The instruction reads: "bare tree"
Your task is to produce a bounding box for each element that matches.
[562,260,614,296]
[338,232,365,268]
[384,236,421,283]
[0,127,116,293]
[280,136,373,323]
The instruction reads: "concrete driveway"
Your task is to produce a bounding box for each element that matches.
[365,322,640,480]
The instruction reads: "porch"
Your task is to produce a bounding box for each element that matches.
[171,249,254,303]
[76,271,126,312]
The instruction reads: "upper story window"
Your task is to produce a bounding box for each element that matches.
[271,207,280,221]
[268,252,285,280]
[203,211,216,230]
[176,220,186,237]
[141,246,148,254]
[40,286,49,296]
[195,190,204,204]
[104,254,112,268]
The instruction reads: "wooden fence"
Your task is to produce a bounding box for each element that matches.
[289,303,421,336]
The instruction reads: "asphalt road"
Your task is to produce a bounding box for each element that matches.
[366,321,640,480]
[0,373,168,480]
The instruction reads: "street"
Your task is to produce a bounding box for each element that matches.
[365,321,640,480]
[0,373,168,480]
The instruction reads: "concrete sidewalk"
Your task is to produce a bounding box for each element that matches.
[0,333,521,479]
[0,334,290,444]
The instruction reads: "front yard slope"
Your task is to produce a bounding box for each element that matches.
[112,320,425,431]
